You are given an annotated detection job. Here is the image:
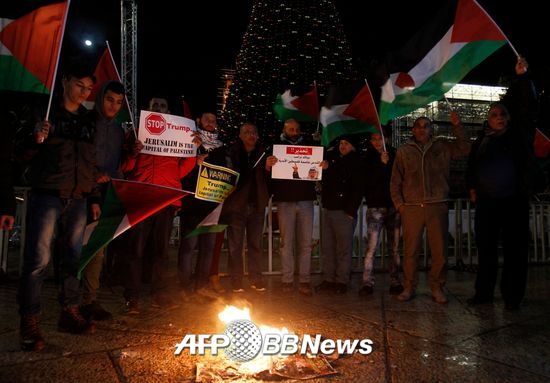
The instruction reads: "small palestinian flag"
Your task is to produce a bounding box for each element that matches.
[320,83,380,146]
[273,86,319,122]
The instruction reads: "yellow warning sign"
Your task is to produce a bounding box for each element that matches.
[195,162,240,203]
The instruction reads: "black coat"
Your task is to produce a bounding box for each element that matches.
[321,149,365,217]
[26,104,99,201]
[363,144,396,208]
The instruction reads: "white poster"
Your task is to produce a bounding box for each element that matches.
[271,144,324,181]
[138,111,197,157]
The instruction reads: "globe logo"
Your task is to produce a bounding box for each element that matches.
[224,319,263,362]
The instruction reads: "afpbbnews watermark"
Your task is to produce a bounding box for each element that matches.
[174,319,373,362]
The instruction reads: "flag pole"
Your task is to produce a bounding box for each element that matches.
[314,80,321,133]
[106,40,137,139]
[473,0,520,57]
[444,94,454,111]
[363,78,386,152]
[45,0,71,121]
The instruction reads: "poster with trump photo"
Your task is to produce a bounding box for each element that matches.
[138,111,197,157]
[271,144,323,181]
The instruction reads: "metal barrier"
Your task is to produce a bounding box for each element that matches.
[262,198,550,274]
[3,191,550,276]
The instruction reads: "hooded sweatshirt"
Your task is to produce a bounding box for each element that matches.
[93,81,125,179]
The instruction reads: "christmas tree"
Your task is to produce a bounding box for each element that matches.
[221,0,358,144]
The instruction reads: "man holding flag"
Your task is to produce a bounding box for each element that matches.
[390,112,470,304]
[18,61,98,351]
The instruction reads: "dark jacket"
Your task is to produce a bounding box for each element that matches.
[221,141,269,217]
[269,134,317,202]
[466,74,537,200]
[27,104,99,200]
[92,81,126,179]
[363,144,396,208]
[321,148,364,217]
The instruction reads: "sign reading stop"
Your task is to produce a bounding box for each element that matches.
[144,113,166,135]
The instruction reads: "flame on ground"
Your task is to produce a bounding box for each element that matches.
[217,305,291,373]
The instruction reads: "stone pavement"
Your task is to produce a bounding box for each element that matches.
[0,267,549,383]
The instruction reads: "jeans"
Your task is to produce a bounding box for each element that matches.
[18,194,87,316]
[321,209,356,284]
[362,207,401,287]
[277,201,313,283]
[226,204,265,286]
[178,233,217,290]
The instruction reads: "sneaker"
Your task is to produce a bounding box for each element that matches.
[250,280,266,292]
[81,301,113,321]
[397,289,415,302]
[334,283,347,294]
[20,315,45,352]
[125,298,140,315]
[431,288,448,304]
[196,286,218,300]
[358,285,374,297]
[151,295,180,310]
[281,282,294,293]
[298,283,313,296]
[209,275,226,294]
[314,281,335,293]
[389,284,404,295]
[58,307,96,334]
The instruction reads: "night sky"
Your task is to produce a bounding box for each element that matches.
[4,0,548,116]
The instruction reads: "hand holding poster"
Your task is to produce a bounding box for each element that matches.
[195,162,240,203]
[271,144,323,181]
[138,111,197,157]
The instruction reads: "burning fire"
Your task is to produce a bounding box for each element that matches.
[217,305,291,373]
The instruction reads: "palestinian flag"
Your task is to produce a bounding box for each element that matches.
[77,179,189,278]
[184,203,227,238]
[84,44,132,124]
[87,46,120,102]
[273,86,319,122]
[320,83,380,146]
[0,2,68,93]
[379,0,507,124]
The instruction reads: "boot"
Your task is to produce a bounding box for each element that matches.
[20,314,45,351]
[80,301,113,321]
[209,275,226,294]
[58,307,96,334]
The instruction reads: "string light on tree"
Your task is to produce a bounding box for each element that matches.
[221,0,358,143]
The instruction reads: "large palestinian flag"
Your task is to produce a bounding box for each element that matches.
[77,179,189,278]
[273,86,319,122]
[379,0,507,124]
[0,2,68,93]
[320,83,380,146]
